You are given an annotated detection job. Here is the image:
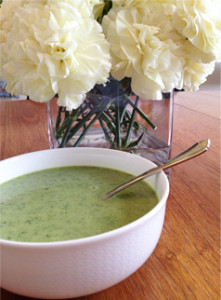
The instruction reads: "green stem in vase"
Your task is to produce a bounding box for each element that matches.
[114,98,121,149]
[126,97,157,130]
[99,118,113,146]
[120,101,129,124]
[104,109,115,122]
[55,107,79,137]
[73,105,112,147]
[67,110,95,141]
[59,109,79,147]
[100,112,116,134]
[55,106,63,130]
[56,117,70,136]
[126,131,144,149]
[56,111,76,139]
[124,95,139,148]
[79,105,87,130]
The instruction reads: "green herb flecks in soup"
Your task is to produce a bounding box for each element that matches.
[0,166,158,242]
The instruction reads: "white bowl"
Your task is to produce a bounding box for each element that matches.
[0,148,169,299]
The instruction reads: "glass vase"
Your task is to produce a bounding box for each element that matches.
[46,80,174,167]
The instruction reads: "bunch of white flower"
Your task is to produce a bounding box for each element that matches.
[0,0,111,110]
[102,0,221,99]
[0,0,220,108]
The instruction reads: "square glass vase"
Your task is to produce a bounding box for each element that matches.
[46,89,174,170]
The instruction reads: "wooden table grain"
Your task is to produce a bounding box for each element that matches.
[0,91,220,300]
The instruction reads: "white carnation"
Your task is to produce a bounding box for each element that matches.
[172,0,221,62]
[0,0,111,110]
[182,61,215,91]
[102,5,184,100]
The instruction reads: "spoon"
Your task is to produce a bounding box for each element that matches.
[102,139,210,199]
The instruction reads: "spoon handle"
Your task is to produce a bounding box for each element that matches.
[102,139,210,199]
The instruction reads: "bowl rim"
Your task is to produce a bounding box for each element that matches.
[0,148,169,248]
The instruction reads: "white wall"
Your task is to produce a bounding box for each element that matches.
[200,63,220,91]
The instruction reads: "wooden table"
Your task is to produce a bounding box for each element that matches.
[0,91,220,300]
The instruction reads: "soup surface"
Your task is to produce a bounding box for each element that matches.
[0,166,158,242]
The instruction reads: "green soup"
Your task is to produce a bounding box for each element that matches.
[0,166,159,242]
